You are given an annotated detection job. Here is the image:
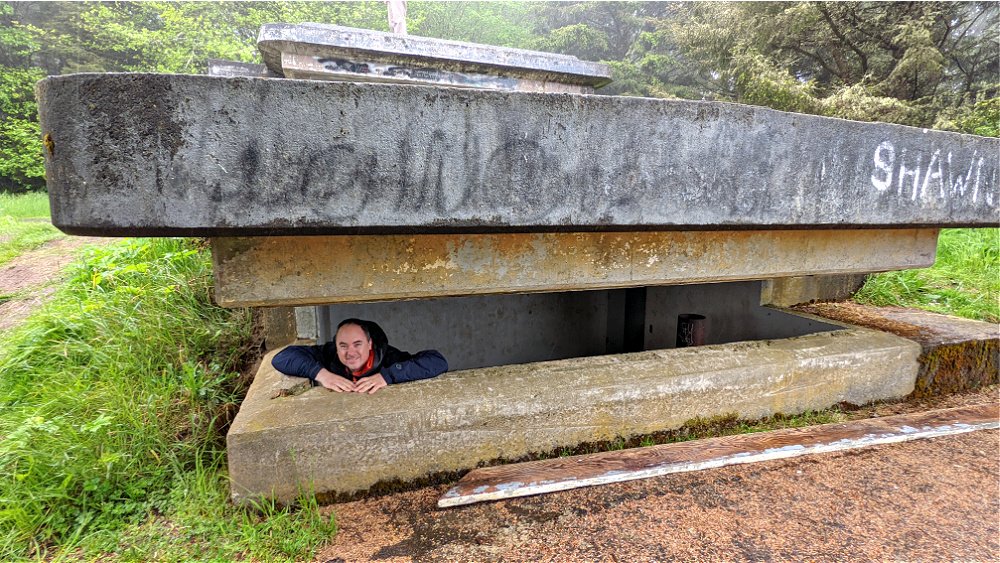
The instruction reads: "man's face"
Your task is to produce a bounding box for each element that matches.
[336,323,372,371]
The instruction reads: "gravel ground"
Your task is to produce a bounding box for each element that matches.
[316,387,999,563]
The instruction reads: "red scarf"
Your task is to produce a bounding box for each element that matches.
[350,353,375,382]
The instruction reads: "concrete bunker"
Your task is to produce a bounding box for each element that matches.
[304,281,844,371]
[34,23,998,504]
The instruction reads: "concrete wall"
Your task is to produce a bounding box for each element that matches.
[229,328,921,503]
[645,281,842,349]
[311,281,842,371]
[318,291,609,371]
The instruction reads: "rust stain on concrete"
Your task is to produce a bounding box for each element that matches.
[211,229,938,307]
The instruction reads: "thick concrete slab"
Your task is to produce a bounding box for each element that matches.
[792,302,999,397]
[207,58,278,78]
[760,274,869,307]
[211,228,937,307]
[257,22,611,91]
[227,329,919,504]
[37,74,999,237]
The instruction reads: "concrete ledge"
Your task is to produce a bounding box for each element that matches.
[792,303,999,397]
[227,329,919,504]
[212,229,938,307]
[38,74,999,236]
[761,274,869,307]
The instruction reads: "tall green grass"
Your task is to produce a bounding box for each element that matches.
[855,228,999,323]
[0,238,334,561]
[0,192,60,265]
[0,192,51,219]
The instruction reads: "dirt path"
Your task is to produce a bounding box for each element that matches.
[317,386,999,563]
[0,235,108,330]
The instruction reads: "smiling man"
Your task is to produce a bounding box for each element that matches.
[271,318,448,394]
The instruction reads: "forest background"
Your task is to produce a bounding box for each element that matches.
[1,0,998,193]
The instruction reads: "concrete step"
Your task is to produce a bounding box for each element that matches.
[791,303,999,397]
[440,404,999,507]
[257,23,611,91]
[227,327,920,504]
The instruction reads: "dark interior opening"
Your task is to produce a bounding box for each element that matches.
[316,280,843,372]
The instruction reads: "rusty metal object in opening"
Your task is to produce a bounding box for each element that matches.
[677,314,707,347]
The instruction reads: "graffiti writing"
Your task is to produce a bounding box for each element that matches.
[871,141,996,207]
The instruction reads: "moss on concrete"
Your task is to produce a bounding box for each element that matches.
[913,340,999,397]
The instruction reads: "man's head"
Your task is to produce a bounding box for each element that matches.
[335,319,372,371]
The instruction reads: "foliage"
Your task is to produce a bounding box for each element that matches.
[0,3,45,191]
[0,237,334,560]
[0,190,49,219]
[1,1,997,193]
[528,1,706,98]
[952,97,1000,137]
[0,215,60,266]
[855,229,1000,323]
[672,1,998,125]
[409,1,534,48]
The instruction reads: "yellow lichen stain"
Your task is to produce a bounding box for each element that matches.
[43,133,55,157]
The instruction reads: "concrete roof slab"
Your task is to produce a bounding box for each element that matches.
[257,22,612,88]
[36,73,999,236]
[211,229,937,307]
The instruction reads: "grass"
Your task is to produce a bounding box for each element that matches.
[0,237,334,562]
[0,192,52,219]
[854,228,999,323]
[0,192,61,265]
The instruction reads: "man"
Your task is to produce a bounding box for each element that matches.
[271,318,447,394]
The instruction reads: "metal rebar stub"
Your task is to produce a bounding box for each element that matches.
[256,22,612,92]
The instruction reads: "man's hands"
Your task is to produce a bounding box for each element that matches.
[315,369,356,392]
[314,369,387,395]
[354,373,387,395]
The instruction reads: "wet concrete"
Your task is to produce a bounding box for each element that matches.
[227,328,919,504]
[211,229,937,307]
[37,74,999,237]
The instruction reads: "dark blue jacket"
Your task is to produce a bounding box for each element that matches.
[271,320,447,385]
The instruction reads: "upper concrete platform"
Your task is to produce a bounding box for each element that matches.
[37,73,998,237]
[258,22,611,91]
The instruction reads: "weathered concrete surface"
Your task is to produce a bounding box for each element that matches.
[760,273,869,307]
[258,22,611,91]
[206,58,278,78]
[261,307,297,351]
[792,302,999,397]
[212,229,937,307]
[227,329,919,503]
[38,74,999,237]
